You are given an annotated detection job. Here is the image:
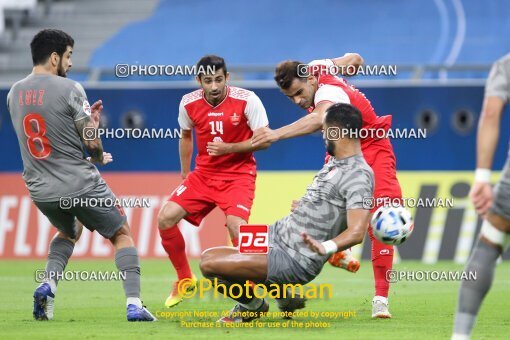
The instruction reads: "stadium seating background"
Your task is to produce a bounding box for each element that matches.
[90,0,510,79]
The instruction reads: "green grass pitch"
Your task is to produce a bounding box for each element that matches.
[1,259,509,339]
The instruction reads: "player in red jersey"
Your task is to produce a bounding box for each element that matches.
[158,55,270,307]
[252,55,402,318]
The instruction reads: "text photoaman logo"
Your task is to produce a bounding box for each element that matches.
[361,197,455,210]
[385,270,477,283]
[325,127,427,141]
[83,127,182,140]
[35,270,126,282]
[59,196,151,209]
[297,64,397,77]
[115,64,216,78]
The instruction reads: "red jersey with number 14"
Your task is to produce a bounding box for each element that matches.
[178,86,269,180]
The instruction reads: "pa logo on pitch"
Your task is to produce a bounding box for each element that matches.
[239,225,269,254]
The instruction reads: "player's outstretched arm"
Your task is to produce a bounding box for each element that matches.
[475,96,504,170]
[470,96,505,216]
[251,101,332,147]
[75,116,104,164]
[207,138,270,156]
[309,54,364,76]
[302,208,370,256]
[179,129,193,179]
[331,53,364,76]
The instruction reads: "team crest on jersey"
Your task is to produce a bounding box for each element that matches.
[213,136,223,142]
[83,100,91,116]
[230,112,241,126]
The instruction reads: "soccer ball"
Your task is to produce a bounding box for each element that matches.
[371,205,414,245]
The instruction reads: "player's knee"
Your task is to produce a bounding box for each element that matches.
[55,231,77,243]
[110,223,134,244]
[199,250,217,278]
[74,223,84,241]
[225,217,246,236]
[225,220,237,230]
[157,205,181,230]
[199,258,215,278]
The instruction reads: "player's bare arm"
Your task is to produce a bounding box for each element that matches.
[74,116,104,164]
[302,208,370,255]
[86,152,113,165]
[179,129,193,179]
[331,53,364,76]
[82,99,113,165]
[90,99,103,116]
[251,101,332,147]
[207,138,270,156]
[470,96,505,216]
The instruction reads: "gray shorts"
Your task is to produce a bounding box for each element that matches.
[33,181,126,239]
[266,238,317,285]
[491,154,510,221]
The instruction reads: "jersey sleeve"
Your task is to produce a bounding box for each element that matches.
[244,92,269,130]
[308,59,335,67]
[68,82,91,121]
[344,170,374,210]
[314,84,350,106]
[178,99,193,130]
[485,57,510,103]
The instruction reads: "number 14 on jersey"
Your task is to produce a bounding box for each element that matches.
[209,121,223,135]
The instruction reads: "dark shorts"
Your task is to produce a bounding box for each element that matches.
[265,228,317,285]
[491,154,510,220]
[33,181,126,239]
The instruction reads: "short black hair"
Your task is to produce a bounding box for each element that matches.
[30,29,74,66]
[274,60,304,90]
[196,55,227,78]
[325,103,362,136]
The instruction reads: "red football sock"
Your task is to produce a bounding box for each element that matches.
[159,226,192,280]
[368,227,394,298]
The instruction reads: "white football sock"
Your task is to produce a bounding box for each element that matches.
[373,296,388,304]
[127,297,142,308]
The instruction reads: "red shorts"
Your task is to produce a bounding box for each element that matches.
[364,142,402,212]
[168,170,255,226]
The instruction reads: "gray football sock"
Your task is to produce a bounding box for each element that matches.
[45,237,74,287]
[114,247,141,298]
[453,239,501,335]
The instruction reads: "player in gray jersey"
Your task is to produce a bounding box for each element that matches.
[199,103,374,323]
[452,54,510,339]
[7,29,155,322]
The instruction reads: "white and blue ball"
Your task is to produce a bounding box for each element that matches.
[371,205,414,245]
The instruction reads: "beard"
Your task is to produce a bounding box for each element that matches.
[57,60,67,77]
[326,140,336,156]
